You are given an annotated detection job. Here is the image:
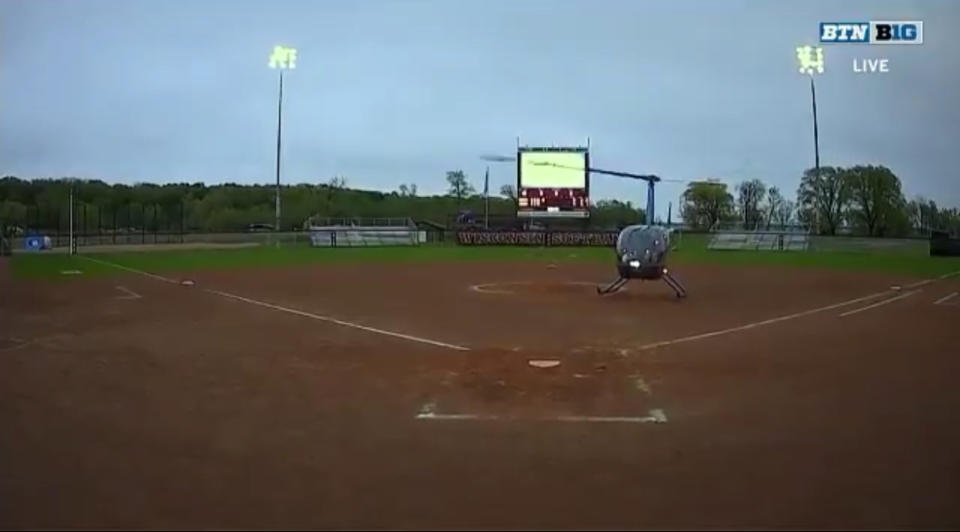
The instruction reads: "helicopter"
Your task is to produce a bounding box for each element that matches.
[597,224,687,298]
[479,153,688,297]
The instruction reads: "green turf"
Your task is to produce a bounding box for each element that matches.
[8,234,960,280]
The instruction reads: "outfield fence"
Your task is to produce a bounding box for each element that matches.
[6,210,946,257]
[808,235,929,254]
[9,230,315,252]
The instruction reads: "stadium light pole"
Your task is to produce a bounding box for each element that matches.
[64,177,79,255]
[796,45,824,234]
[69,182,75,255]
[269,45,297,234]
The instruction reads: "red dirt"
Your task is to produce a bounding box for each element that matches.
[1,259,958,529]
[426,347,652,419]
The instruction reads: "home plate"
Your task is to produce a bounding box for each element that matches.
[528,359,561,369]
[890,285,902,291]
[180,279,195,286]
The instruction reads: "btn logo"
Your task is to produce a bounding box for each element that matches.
[820,21,923,44]
[820,23,870,42]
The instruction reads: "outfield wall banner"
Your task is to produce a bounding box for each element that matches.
[456,230,617,247]
[548,231,617,247]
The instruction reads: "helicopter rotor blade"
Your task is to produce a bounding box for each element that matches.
[480,154,517,162]
[532,162,661,182]
[523,159,687,183]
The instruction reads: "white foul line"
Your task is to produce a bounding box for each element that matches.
[839,290,919,317]
[640,273,957,347]
[204,288,470,351]
[639,290,892,350]
[77,255,470,351]
[934,292,958,306]
[905,269,960,289]
[78,256,177,284]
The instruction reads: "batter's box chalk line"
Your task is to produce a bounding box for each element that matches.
[415,402,668,424]
[114,285,142,300]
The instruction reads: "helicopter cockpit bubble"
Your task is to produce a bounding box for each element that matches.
[615,225,671,280]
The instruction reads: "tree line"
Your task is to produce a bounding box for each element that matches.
[0,171,647,233]
[680,165,960,237]
[3,164,956,237]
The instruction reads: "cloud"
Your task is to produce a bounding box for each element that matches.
[1,0,958,214]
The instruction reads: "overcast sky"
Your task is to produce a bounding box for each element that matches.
[1,0,958,218]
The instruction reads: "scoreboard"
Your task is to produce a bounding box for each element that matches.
[516,147,590,218]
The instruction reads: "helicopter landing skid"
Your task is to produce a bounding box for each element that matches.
[596,276,629,295]
[596,273,687,298]
[663,271,687,298]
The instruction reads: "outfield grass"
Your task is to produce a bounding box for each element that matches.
[8,233,960,280]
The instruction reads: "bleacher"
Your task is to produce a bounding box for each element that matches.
[306,217,424,247]
[783,233,811,251]
[708,232,810,251]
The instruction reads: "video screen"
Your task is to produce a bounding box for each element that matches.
[517,148,589,218]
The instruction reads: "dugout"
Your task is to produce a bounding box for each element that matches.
[930,231,960,257]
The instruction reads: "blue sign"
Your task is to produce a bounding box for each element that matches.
[820,21,923,44]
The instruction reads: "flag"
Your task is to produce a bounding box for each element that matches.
[484,166,489,197]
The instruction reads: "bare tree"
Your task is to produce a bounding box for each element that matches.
[765,186,784,230]
[736,179,766,230]
[776,200,795,228]
[446,170,474,211]
[325,176,348,203]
